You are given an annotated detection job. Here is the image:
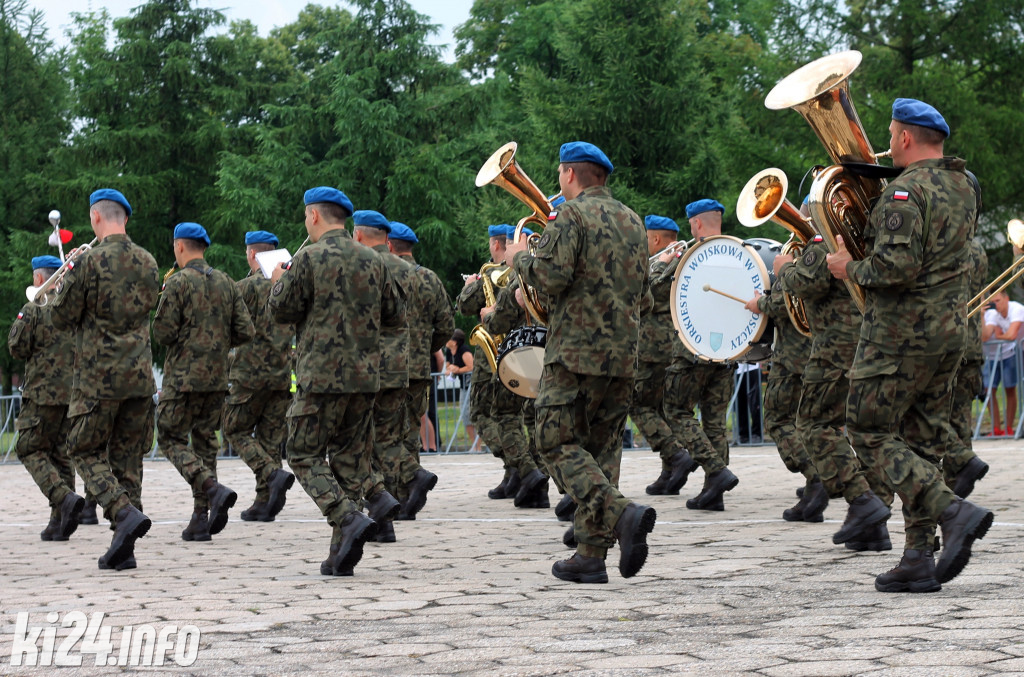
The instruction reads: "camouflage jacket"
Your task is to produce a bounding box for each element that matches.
[228,274,294,391]
[456,265,506,378]
[513,185,647,377]
[756,276,810,375]
[50,233,159,405]
[398,253,454,380]
[154,257,255,397]
[638,258,677,364]
[269,228,405,394]
[8,303,74,405]
[847,157,976,356]
[964,240,988,362]
[779,238,862,368]
[485,271,525,337]
[373,244,411,389]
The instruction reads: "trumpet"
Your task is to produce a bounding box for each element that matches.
[650,239,694,263]
[26,238,98,305]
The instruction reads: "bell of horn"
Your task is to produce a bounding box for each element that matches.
[737,168,817,244]
[476,142,553,232]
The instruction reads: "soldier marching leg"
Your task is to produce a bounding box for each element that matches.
[15,401,83,541]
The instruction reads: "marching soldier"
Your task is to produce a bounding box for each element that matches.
[827,98,994,591]
[389,221,453,519]
[154,222,254,542]
[9,255,85,541]
[634,215,695,496]
[505,141,654,584]
[665,199,739,511]
[223,230,296,523]
[269,187,405,576]
[51,189,159,570]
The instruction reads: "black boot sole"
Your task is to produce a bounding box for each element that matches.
[265,472,295,519]
[875,577,941,593]
[936,509,994,584]
[617,506,657,578]
[551,564,608,584]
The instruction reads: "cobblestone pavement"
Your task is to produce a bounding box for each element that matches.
[0,439,1022,675]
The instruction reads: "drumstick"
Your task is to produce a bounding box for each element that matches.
[702,284,748,305]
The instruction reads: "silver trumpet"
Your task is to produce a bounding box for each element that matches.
[649,238,693,263]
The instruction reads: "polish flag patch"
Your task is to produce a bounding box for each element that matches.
[17,312,23,319]
[893,190,910,201]
[548,211,558,221]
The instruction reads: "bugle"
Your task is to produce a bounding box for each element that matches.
[967,219,1024,318]
[26,238,98,305]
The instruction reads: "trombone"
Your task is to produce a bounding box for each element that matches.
[26,238,98,305]
[967,219,1024,318]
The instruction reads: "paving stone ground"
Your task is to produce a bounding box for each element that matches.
[0,439,1021,676]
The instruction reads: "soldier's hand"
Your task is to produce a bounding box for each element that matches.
[773,252,793,275]
[480,305,495,320]
[514,287,526,309]
[744,290,762,314]
[270,262,288,283]
[826,236,852,280]
[462,273,479,288]
[658,248,681,264]
[505,237,528,266]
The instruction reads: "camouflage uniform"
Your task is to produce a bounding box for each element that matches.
[512,185,647,558]
[631,257,685,472]
[154,257,254,512]
[268,228,405,530]
[845,157,975,551]
[456,273,506,460]
[754,276,813,481]
[664,350,732,474]
[779,239,888,504]
[50,234,160,522]
[222,273,294,504]
[9,303,76,522]
[395,251,454,497]
[944,241,988,484]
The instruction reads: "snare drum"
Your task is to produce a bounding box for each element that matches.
[496,326,547,398]
[670,235,779,363]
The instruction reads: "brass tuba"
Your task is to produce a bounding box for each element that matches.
[765,50,890,313]
[736,168,814,336]
[467,262,512,371]
[476,142,554,325]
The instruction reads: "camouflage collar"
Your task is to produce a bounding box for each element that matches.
[904,157,967,172]
[372,243,390,254]
[399,253,417,264]
[320,228,351,241]
[576,185,612,200]
[100,233,130,244]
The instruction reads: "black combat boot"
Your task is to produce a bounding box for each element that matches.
[365,489,401,524]
[689,467,738,509]
[79,499,99,525]
[204,480,237,535]
[613,503,657,578]
[513,469,548,508]
[40,515,60,541]
[952,456,989,499]
[845,522,893,552]
[503,469,521,499]
[488,468,512,499]
[552,553,608,584]
[99,505,150,570]
[874,549,941,593]
[832,491,890,544]
[57,492,85,540]
[645,469,671,495]
[935,498,994,583]
[376,520,396,543]
[330,512,378,576]
[800,481,829,522]
[321,530,341,576]
[663,450,698,494]
[182,511,212,542]
[554,494,577,522]
[401,468,438,519]
[782,492,810,522]
[99,553,137,570]
[265,469,295,519]
[240,500,271,522]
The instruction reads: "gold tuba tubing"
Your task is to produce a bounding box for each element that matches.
[766,50,887,313]
[467,262,510,372]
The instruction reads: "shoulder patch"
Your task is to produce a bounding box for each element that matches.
[885,211,904,231]
[537,233,551,249]
[548,211,558,221]
[811,235,823,243]
[892,190,910,201]
[272,281,284,296]
[802,249,818,266]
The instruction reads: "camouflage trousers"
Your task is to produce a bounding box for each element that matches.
[944,357,984,485]
[761,367,815,481]
[15,400,74,519]
[630,360,683,469]
[846,344,962,551]
[522,398,555,488]
[491,376,537,476]
[535,363,631,558]
[399,379,431,498]
[664,359,731,474]
[223,385,290,502]
[158,391,225,512]
[470,374,503,459]
[286,390,375,528]
[371,386,409,499]
[796,357,876,502]
[67,396,153,523]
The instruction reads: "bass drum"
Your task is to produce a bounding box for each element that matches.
[670,235,780,363]
[496,325,548,398]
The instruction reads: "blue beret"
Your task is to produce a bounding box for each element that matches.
[389,222,419,244]
[685,199,726,220]
[173,222,211,247]
[303,186,354,215]
[549,193,566,208]
[31,255,62,270]
[644,215,679,232]
[559,141,614,174]
[352,210,392,233]
[245,230,279,247]
[892,98,949,138]
[89,188,132,217]
[488,224,510,238]
[506,226,533,239]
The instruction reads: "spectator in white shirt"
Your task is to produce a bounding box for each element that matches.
[981,290,1024,435]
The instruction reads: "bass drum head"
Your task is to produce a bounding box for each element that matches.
[670,235,773,363]
[496,326,548,399]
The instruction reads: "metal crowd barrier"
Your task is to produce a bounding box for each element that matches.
[0,393,22,463]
